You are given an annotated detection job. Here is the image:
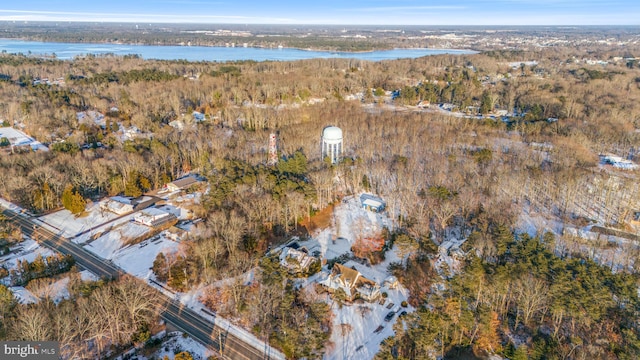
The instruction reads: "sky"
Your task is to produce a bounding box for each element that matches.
[0,0,638,26]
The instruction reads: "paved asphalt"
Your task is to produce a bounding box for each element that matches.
[2,208,281,360]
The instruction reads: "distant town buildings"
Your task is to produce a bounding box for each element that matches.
[600,154,639,171]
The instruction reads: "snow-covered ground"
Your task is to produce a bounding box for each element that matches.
[323,249,412,360]
[517,203,640,272]
[9,286,38,304]
[4,267,96,305]
[0,127,49,151]
[516,204,565,238]
[79,269,99,281]
[0,197,27,213]
[112,235,180,279]
[116,331,215,360]
[325,286,410,360]
[36,200,125,239]
[83,221,151,260]
[294,196,392,262]
[290,195,412,360]
[152,332,216,360]
[0,239,55,278]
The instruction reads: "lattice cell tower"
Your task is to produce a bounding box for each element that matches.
[267,133,278,166]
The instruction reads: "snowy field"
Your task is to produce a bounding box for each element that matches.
[112,235,180,279]
[116,331,215,360]
[36,200,125,239]
[79,269,99,281]
[7,272,101,305]
[0,239,55,277]
[294,195,392,262]
[4,271,99,306]
[0,127,49,151]
[516,204,565,238]
[83,221,151,259]
[9,286,39,304]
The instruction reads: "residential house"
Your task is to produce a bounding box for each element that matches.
[163,226,187,242]
[417,100,430,108]
[192,111,206,122]
[600,154,639,170]
[133,208,176,227]
[100,197,134,215]
[279,247,317,275]
[360,193,385,213]
[131,195,162,211]
[319,263,381,302]
[165,175,200,193]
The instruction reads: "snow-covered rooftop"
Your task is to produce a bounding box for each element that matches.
[0,127,49,151]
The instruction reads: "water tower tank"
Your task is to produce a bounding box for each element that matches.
[321,126,343,164]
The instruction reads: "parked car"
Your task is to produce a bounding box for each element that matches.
[386,302,395,309]
[384,311,395,322]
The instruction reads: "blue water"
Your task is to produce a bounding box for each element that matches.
[0,38,475,62]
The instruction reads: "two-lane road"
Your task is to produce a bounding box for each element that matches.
[2,209,121,279]
[2,207,284,360]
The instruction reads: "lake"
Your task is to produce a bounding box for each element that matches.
[0,38,476,62]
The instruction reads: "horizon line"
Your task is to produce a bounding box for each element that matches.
[1,20,639,27]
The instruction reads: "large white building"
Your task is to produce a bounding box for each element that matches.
[321,126,343,164]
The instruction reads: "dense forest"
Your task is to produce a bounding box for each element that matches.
[0,36,639,359]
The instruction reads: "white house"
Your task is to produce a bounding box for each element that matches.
[133,208,175,227]
[0,127,49,153]
[600,154,639,170]
[360,193,385,213]
[100,197,134,215]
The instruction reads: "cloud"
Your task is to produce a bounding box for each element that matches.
[0,9,295,23]
[343,6,466,12]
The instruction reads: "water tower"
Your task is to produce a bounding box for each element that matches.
[321,126,343,164]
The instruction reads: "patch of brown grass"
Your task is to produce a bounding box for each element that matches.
[300,203,335,232]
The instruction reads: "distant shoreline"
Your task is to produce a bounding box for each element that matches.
[0,36,477,54]
[0,38,477,62]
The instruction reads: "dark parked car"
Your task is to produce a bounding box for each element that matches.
[384,311,395,322]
